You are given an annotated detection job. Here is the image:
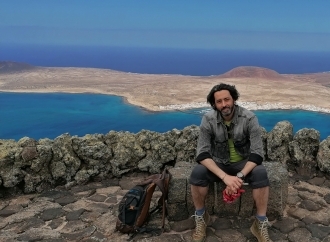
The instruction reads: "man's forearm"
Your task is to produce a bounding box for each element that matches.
[200,158,227,180]
[241,161,257,177]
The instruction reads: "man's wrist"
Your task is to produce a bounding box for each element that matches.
[221,173,227,180]
[236,171,245,180]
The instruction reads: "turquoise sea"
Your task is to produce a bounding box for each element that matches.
[1,92,329,141]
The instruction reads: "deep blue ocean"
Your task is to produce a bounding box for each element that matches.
[1,44,329,141]
[2,44,330,75]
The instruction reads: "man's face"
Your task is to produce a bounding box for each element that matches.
[214,90,235,118]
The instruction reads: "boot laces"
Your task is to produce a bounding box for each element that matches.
[258,218,271,241]
[191,213,206,236]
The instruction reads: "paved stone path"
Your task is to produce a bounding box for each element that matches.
[1,172,330,242]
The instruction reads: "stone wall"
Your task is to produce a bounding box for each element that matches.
[0,121,329,198]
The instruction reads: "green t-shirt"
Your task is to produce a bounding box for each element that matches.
[225,121,243,163]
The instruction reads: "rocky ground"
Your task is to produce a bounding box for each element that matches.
[0,170,330,242]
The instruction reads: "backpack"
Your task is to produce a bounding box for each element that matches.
[116,168,171,238]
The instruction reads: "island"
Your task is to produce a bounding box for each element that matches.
[0,61,329,113]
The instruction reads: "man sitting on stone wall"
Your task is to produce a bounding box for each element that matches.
[189,83,272,242]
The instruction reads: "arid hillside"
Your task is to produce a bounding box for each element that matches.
[219,66,283,80]
[0,61,329,111]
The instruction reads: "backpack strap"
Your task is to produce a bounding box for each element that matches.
[137,168,172,230]
[158,168,171,230]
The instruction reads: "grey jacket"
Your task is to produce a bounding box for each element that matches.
[196,105,264,165]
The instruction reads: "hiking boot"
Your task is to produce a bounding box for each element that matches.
[191,211,210,242]
[250,217,273,242]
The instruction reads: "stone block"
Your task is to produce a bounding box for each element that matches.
[239,185,254,217]
[168,162,194,204]
[264,161,289,219]
[213,181,241,216]
[167,162,195,221]
[167,203,189,221]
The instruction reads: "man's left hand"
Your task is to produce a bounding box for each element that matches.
[223,175,243,194]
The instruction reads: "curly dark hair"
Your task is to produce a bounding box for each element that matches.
[207,83,240,110]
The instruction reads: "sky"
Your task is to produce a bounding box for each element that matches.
[1,0,330,51]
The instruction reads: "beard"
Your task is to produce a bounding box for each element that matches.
[220,105,234,117]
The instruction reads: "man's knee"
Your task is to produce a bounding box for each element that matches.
[251,165,268,179]
[189,164,209,187]
[249,165,270,188]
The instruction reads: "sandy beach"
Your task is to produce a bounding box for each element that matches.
[1,64,330,113]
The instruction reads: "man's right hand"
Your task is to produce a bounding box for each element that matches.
[223,175,243,195]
